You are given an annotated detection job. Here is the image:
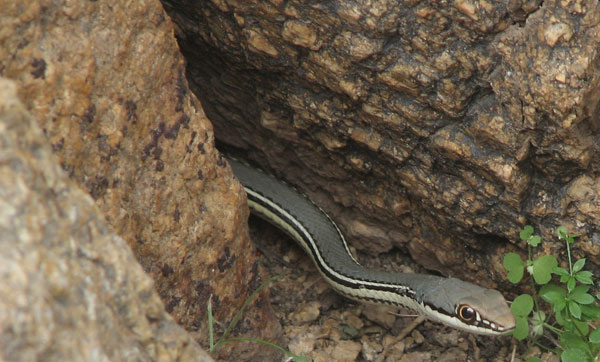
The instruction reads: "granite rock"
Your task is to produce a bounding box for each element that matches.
[0,0,280,360]
[0,77,212,361]
[164,0,600,288]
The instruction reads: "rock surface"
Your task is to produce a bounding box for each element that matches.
[165,0,600,286]
[0,0,280,360]
[0,77,212,361]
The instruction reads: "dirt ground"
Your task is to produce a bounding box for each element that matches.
[247,216,559,362]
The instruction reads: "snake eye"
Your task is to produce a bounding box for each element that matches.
[458,305,475,322]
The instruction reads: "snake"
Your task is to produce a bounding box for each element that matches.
[226,156,515,335]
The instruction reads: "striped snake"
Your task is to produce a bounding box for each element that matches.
[227,156,515,335]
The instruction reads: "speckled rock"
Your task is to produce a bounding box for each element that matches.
[0,77,212,361]
[399,351,432,362]
[164,0,600,288]
[0,0,280,360]
[331,340,362,361]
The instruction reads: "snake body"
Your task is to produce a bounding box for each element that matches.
[227,156,515,335]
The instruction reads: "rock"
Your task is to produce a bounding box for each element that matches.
[343,311,365,330]
[0,77,212,361]
[384,339,406,362]
[360,335,384,361]
[163,0,600,287]
[362,304,397,329]
[0,0,280,360]
[431,331,460,347]
[540,352,561,362]
[411,330,425,345]
[398,351,432,362]
[457,339,469,351]
[437,348,468,362]
[288,332,316,356]
[330,340,362,362]
[382,334,400,350]
[523,346,543,361]
[290,301,321,324]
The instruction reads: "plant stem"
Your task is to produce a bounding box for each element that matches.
[208,294,214,352]
[543,322,563,335]
[528,244,542,313]
[534,339,556,352]
[565,236,573,275]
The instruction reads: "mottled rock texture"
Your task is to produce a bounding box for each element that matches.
[0,77,212,361]
[164,0,600,287]
[0,0,280,360]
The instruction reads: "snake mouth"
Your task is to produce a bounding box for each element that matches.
[489,322,516,334]
[458,317,516,336]
[478,311,516,335]
[481,313,516,333]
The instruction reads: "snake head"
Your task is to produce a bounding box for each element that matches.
[451,287,516,335]
[418,277,516,335]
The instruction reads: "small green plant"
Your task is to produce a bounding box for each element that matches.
[504,225,600,362]
[207,275,307,362]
